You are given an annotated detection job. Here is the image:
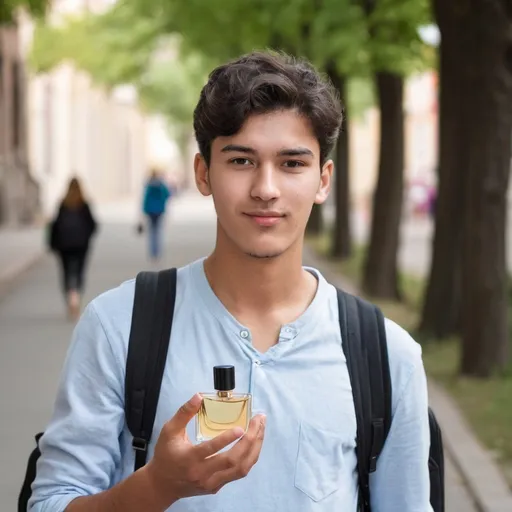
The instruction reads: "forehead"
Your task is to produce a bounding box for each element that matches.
[211,110,319,156]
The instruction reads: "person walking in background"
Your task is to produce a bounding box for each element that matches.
[49,177,97,320]
[142,169,171,261]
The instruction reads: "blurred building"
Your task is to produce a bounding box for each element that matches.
[17,0,180,219]
[146,115,184,185]
[18,0,146,218]
[0,24,40,226]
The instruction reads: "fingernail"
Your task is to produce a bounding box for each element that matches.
[233,427,245,437]
[191,393,202,405]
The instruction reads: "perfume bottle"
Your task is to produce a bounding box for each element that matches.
[196,365,252,442]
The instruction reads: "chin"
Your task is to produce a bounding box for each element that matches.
[242,242,289,260]
[223,228,298,260]
[245,250,284,259]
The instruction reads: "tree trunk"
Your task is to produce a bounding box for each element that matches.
[0,29,9,225]
[362,72,404,299]
[326,66,352,259]
[457,1,512,377]
[0,29,6,156]
[306,204,324,235]
[418,3,471,339]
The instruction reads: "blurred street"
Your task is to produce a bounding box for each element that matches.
[326,200,512,279]
[0,192,477,510]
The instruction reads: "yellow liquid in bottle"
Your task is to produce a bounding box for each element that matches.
[196,394,251,441]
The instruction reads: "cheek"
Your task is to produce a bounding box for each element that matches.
[210,180,240,216]
[288,176,321,204]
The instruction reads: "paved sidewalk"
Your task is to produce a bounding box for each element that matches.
[0,226,45,298]
[0,193,483,510]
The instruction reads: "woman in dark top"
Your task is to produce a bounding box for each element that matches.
[50,177,97,320]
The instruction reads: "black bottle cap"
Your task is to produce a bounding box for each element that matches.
[213,365,235,391]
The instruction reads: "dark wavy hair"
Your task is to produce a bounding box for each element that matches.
[193,51,343,166]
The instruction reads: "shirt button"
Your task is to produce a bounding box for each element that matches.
[254,360,261,366]
[285,327,292,333]
[240,330,249,339]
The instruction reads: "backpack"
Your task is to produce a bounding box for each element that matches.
[336,290,445,511]
[18,269,444,511]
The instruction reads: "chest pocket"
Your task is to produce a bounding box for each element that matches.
[294,421,348,502]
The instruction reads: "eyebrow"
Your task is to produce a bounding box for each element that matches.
[278,147,314,157]
[221,144,256,155]
[220,144,314,157]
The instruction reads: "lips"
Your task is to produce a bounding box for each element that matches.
[244,212,285,227]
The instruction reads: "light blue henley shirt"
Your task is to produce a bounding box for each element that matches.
[29,258,432,511]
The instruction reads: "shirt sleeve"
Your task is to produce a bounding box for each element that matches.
[370,356,433,512]
[29,302,125,512]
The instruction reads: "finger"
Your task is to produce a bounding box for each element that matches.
[244,417,266,465]
[203,416,266,489]
[202,415,266,479]
[195,414,264,461]
[194,426,245,460]
[238,414,266,457]
[166,393,203,435]
[227,414,266,457]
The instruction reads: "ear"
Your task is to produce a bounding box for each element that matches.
[194,153,212,196]
[314,159,334,205]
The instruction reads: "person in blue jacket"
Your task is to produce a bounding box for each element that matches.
[142,169,171,260]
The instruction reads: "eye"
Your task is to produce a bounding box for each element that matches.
[283,160,306,169]
[229,158,253,166]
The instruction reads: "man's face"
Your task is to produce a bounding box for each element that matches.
[195,110,333,259]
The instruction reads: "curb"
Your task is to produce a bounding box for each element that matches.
[0,250,45,302]
[303,244,512,512]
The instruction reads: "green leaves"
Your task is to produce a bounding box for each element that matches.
[27,0,434,129]
[29,2,159,88]
[308,0,370,73]
[1,0,48,24]
[366,0,432,74]
[155,0,433,78]
[138,44,209,125]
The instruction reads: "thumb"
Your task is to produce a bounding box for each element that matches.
[168,393,203,435]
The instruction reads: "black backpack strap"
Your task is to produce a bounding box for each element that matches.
[17,433,44,511]
[337,289,392,511]
[125,268,177,471]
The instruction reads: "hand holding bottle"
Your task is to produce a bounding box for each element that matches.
[145,393,266,507]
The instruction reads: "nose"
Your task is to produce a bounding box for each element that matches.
[250,164,281,202]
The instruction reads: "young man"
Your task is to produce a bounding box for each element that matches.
[29,51,431,512]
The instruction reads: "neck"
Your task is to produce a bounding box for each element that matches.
[204,229,309,313]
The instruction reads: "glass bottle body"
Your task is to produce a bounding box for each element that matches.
[196,391,252,442]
